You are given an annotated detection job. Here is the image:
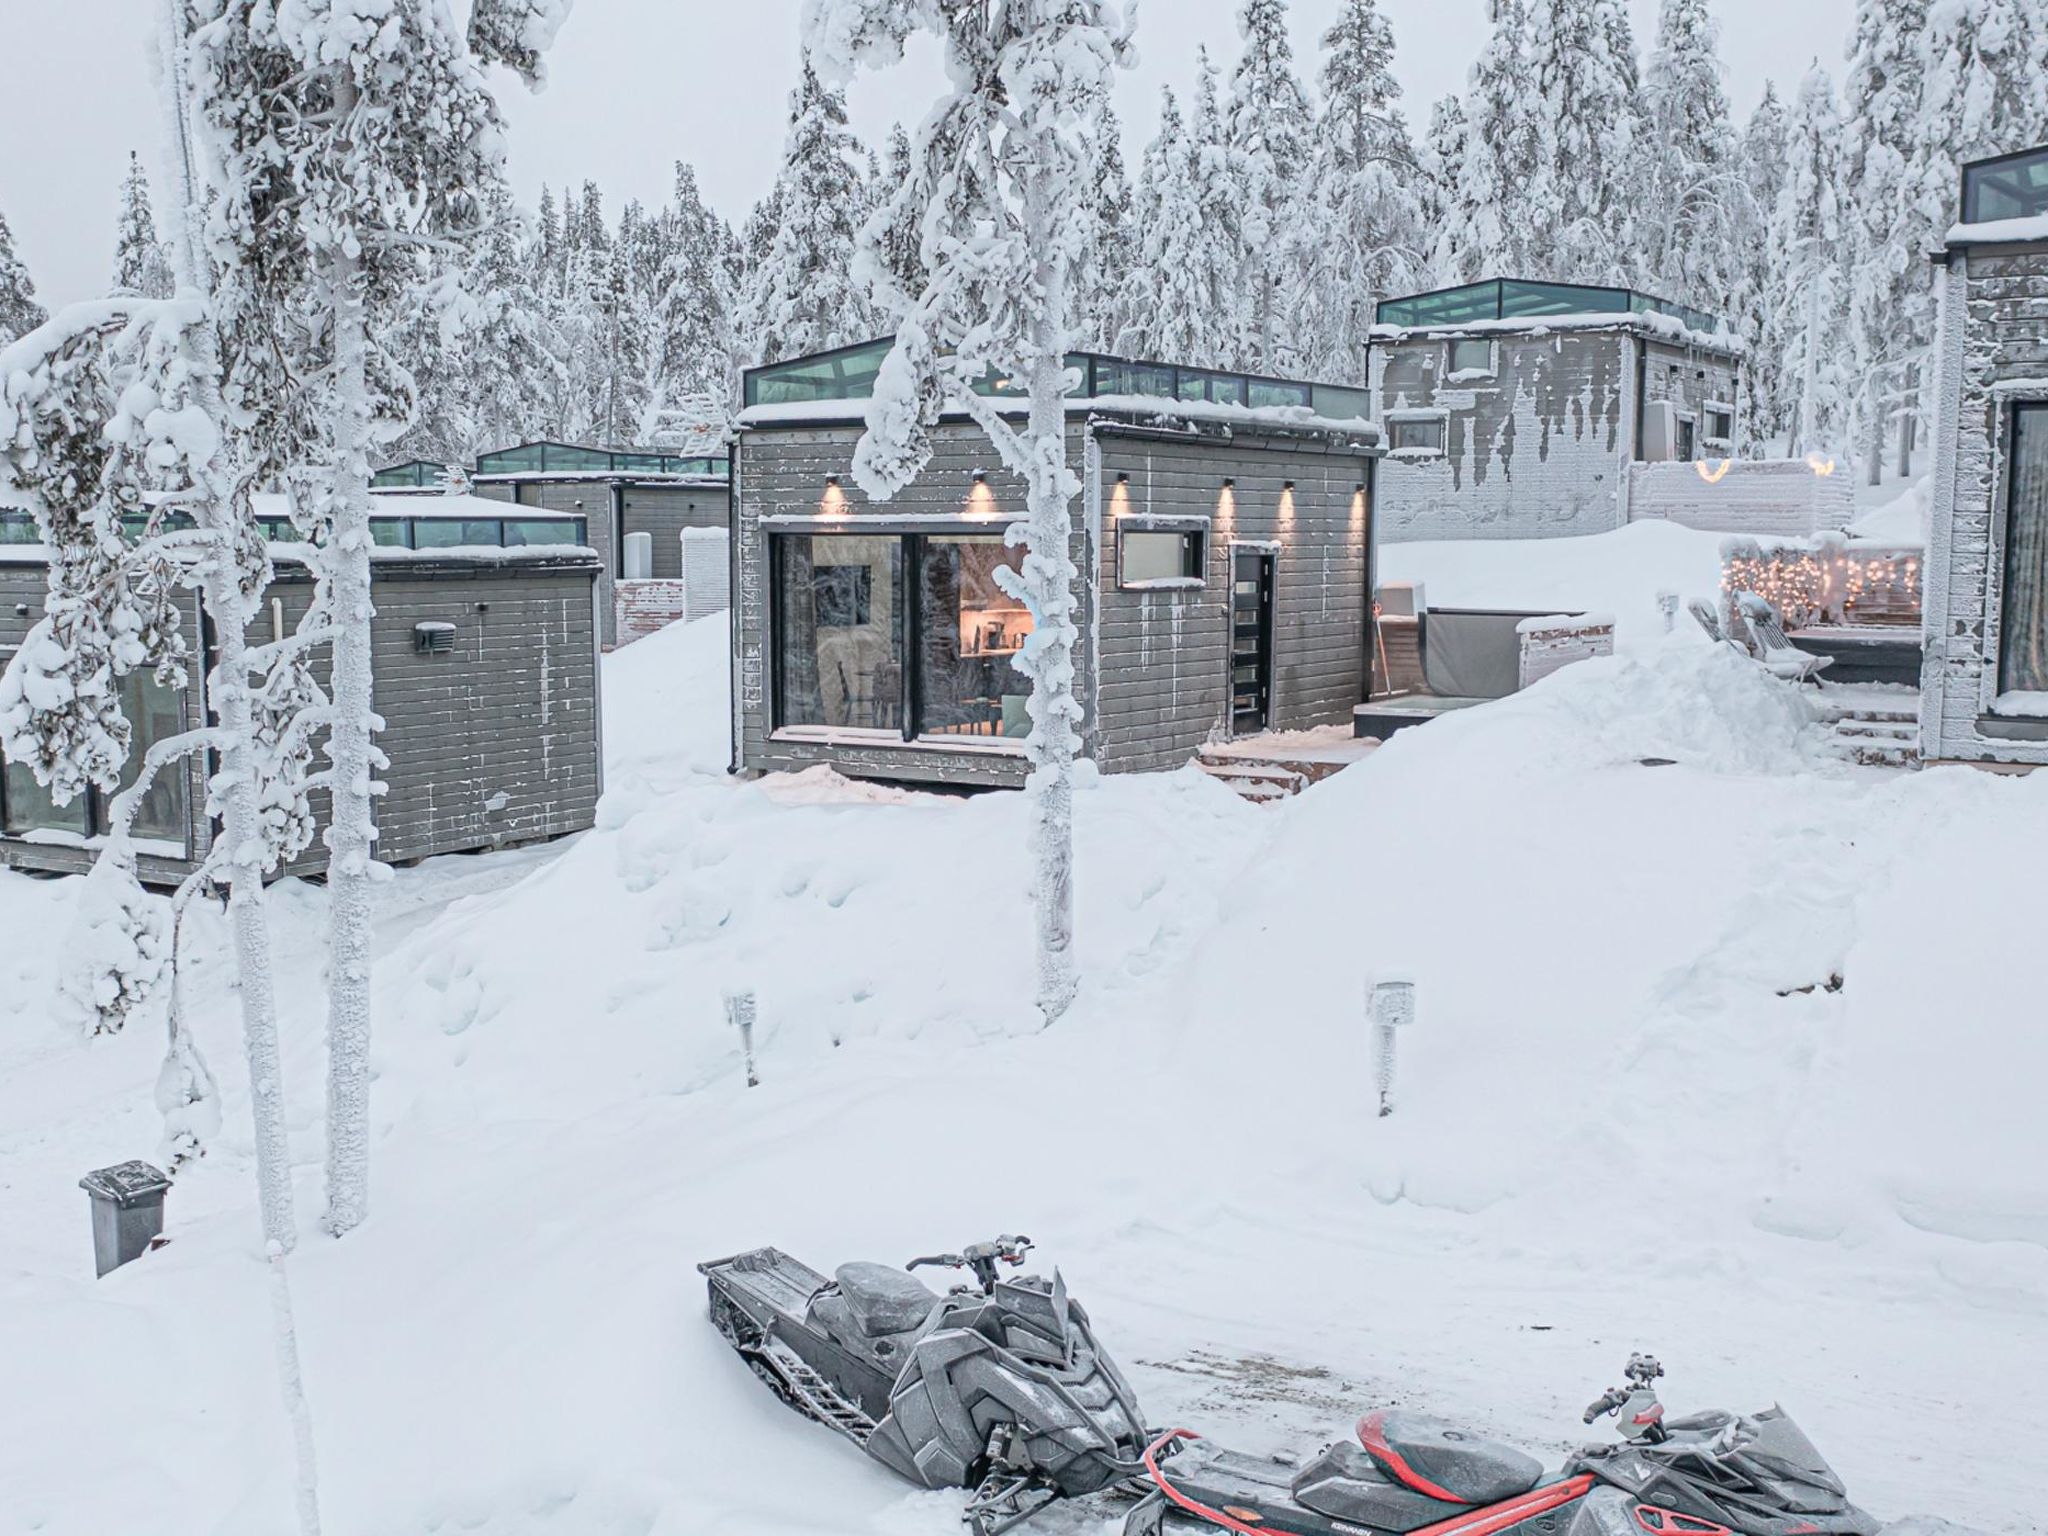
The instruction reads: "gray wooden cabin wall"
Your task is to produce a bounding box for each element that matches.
[619,484,728,579]
[0,553,602,882]
[734,417,1373,787]
[1922,240,2048,766]
[1094,434,1371,774]
[478,478,620,643]
[1370,327,1739,542]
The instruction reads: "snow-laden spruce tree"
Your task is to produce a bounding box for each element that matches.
[805,0,1135,1024]
[1118,88,1217,362]
[1189,49,1251,367]
[1227,0,1314,372]
[1071,103,1132,352]
[175,0,567,1239]
[1637,0,1738,302]
[641,163,740,431]
[0,209,46,345]
[1734,83,1791,455]
[112,152,177,300]
[1523,0,1641,285]
[1770,64,1853,458]
[1418,93,1469,283]
[1447,1,1539,280]
[1293,0,1419,381]
[742,55,873,365]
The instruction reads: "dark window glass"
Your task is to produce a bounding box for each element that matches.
[1248,380,1311,409]
[1999,404,2048,696]
[115,669,189,843]
[774,534,906,732]
[0,512,41,544]
[504,519,578,546]
[747,340,895,406]
[368,519,410,547]
[1707,409,1734,441]
[1390,418,1446,453]
[1310,384,1373,420]
[1963,147,2048,224]
[1676,417,1697,462]
[2,750,90,838]
[413,520,503,548]
[917,535,1034,740]
[1120,529,1204,587]
[477,445,546,474]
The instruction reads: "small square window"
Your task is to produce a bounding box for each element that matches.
[1706,408,1734,441]
[1389,417,1446,454]
[1118,528,1205,588]
[1447,338,1494,377]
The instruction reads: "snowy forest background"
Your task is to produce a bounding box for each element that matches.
[3,0,2045,476]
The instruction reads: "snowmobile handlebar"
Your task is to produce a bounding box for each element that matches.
[1583,1388,1630,1424]
[907,1235,1034,1294]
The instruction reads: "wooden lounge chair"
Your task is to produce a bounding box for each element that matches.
[1687,598,1735,648]
[1734,592,1832,683]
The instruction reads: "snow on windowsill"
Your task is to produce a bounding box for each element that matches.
[770,726,1028,757]
[1445,368,1496,385]
[1119,577,1207,593]
[1386,448,1446,463]
[1115,512,1211,530]
[8,828,183,858]
[1991,692,2048,719]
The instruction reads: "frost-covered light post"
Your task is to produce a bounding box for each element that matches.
[1369,976,1413,1118]
[804,0,1135,1024]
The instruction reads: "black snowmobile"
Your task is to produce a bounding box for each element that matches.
[700,1239,1880,1536]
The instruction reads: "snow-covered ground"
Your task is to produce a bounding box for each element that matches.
[2,611,2041,1535]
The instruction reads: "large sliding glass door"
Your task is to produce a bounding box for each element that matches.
[771,529,1034,742]
[0,668,189,845]
[2000,403,2048,698]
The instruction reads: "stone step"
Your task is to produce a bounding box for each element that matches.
[1194,759,1308,801]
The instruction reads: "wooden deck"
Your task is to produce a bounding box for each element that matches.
[1195,726,1380,800]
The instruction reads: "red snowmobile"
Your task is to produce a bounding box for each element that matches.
[700,1239,1880,1536]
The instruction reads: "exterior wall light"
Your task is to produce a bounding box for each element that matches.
[1283,480,1297,491]
[972,469,988,484]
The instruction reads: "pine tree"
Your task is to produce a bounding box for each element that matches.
[1227,0,1314,371]
[1524,0,1642,284]
[0,210,45,345]
[1771,64,1853,457]
[1119,87,1215,362]
[1190,49,1250,367]
[744,56,870,364]
[641,162,740,431]
[1297,0,1419,379]
[1072,104,1132,352]
[811,0,1135,1024]
[1449,1,1539,280]
[1637,0,1737,300]
[112,152,176,299]
[1734,83,1792,454]
[1419,93,1469,283]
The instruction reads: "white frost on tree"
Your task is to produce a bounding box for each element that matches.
[1227,0,1314,372]
[1637,0,1737,303]
[742,55,873,365]
[112,152,177,301]
[1769,64,1853,458]
[0,208,46,345]
[806,0,1134,1024]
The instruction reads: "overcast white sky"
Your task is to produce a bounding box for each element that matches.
[4,0,1853,307]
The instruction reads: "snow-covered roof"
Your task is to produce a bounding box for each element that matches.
[742,394,1381,447]
[1370,310,1742,355]
[1945,214,2048,247]
[249,491,580,521]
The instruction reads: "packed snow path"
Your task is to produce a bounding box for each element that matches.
[0,615,2038,1534]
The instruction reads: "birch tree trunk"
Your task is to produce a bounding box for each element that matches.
[320,70,380,1238]
[157,0,299,1258]
[1021,226,1080,1026]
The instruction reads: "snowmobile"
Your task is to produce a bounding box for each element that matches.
[700,1241,1881,1536]
[699,1236,1150,1534]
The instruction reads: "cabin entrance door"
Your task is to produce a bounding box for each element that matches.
[1230,545,1275,735]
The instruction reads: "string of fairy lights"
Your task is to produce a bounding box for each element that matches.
[1719,546,1922,628]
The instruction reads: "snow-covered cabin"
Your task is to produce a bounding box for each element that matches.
[1368,278,1743,542]
[1922,144,2048,768]
[731,339,1383,789]
[467,441,730,646]
[0,496,604,884]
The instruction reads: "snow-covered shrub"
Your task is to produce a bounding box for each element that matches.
[59,859,173,1037]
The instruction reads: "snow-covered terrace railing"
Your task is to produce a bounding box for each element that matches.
[1374,276,1725,339]
[1719,533,1923,631]
[741,335,1376,424]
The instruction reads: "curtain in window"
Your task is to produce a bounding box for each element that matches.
[2001,405,2048,696]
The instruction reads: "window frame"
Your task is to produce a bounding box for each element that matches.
[1445,337,1496,379]
[1703,402,1736,445]
[1116,520,1208,592]
[1993,398,2048,709]
[1386,412,1449,456]
[767,527,1037,752]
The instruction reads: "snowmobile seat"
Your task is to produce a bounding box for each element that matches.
[1289,1443,1469,1532]
[1356,1411,1544,1506]
[832,1263,943,1338]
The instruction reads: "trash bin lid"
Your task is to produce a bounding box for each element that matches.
[79,1160,172,1208]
